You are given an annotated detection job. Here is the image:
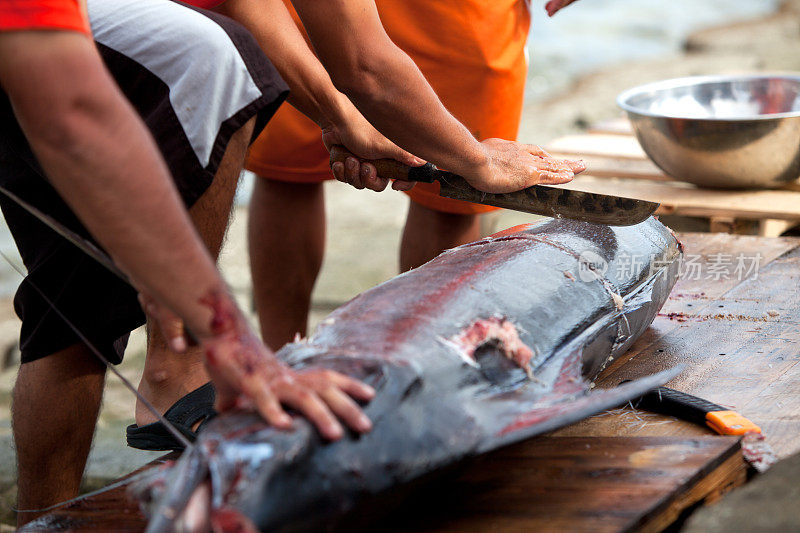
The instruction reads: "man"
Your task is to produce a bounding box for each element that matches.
[207,0,584,350]
[0,0,374,524]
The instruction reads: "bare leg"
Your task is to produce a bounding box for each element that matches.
[135,119,253,427]
[400,202,482,272]
[13,345,105,526]
[248,179,325,351]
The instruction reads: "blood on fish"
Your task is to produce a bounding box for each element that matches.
[450,317,535,377]
[210,507,260,533]
[741,432,778,473]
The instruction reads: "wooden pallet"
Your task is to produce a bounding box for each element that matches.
[546,117,800,237]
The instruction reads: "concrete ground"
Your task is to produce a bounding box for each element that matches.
[1,0,799,525]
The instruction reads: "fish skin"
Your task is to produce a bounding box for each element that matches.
[136,217,683,532]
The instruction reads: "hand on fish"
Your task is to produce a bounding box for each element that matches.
[204,334,375,440]
[139,291,375,440]
[465,138,585,193]
[544,0,581,16]
[322,106,425,193]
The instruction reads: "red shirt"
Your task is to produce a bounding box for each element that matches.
[0,0,90,34]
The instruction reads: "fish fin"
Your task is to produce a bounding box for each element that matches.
[477,366,682,453]
[141,445,209,533]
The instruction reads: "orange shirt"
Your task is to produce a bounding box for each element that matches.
[245,0,531,215]
[0,0,90,34]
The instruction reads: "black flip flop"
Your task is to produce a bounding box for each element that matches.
[126,382,217,451]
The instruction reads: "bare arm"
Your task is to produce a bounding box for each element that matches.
[291,0,485,176]
[0,31,372,439]
[214,0,422,191]
[0,32,223,337]
[289,0,583,192]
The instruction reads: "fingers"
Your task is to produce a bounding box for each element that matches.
[331,157,364,188]
[333,157,390,192]
[223,357,294,429]
[318,386,372,433]
[202,330,374,440]
[528,155,585,185]
[161,315,187,353]
[139,292,188,353]
[536,170,574,185]
[391,180,416,192]
[361,163,391,192]
[567,159,586,174]
[524,144,552,158]
[381,141,426,168]
[248,381,293,430]
[545,0,578,16]
[323,371,376,401]
[279,383,344,440]
[344,156,363,188]
[523,144,584,175]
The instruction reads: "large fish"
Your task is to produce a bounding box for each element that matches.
[134,217,682,532]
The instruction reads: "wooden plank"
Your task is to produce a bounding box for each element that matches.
[637,450,746,533]
[549,153,670,182]
[552,176,800,221]
[758,219,798,237]
[380,437,744,533]
[546,134,647,160]
[562,236,800,458]
[21,437,743,533]
[587,116,634,136]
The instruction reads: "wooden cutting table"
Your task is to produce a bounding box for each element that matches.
[546,117,800,237]
[20,232,800,532]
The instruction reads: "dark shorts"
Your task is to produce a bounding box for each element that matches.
[0,0,288,365]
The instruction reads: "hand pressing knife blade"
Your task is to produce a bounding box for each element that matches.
[329,146,659,226]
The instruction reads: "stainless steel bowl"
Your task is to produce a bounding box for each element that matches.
[617,74,800,189]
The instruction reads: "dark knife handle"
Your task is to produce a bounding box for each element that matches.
[632,386,723,425]
[329,145,437,183]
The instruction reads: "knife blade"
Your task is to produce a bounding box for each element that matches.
[330,146,659,226]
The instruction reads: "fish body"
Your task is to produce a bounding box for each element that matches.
[137,217,682,531]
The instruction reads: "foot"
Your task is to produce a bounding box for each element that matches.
[135,346,210,428]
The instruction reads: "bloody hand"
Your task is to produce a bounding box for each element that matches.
[200,291,375,440]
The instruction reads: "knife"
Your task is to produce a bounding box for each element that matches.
[624,384,776,472]
[631,385,761,436]
[330,146,659,226]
